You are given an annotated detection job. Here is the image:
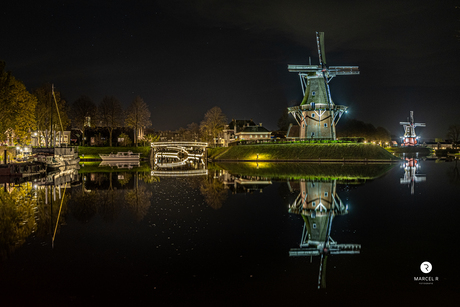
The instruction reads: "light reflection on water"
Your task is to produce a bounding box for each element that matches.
[0,160,458,305]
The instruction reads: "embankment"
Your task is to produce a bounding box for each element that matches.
[208,143,400,162]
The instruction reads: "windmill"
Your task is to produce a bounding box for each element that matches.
[400,111,425,146]
[287,32,359,140]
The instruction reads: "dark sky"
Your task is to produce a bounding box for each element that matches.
[2,0,459,138]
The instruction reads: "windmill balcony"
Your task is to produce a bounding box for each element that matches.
[288,104,348,112]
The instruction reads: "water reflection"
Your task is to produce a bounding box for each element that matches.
[2,160,401,297]
[99,161,140,169]
[214,162,395,290]
[287,178,361,289]
[217,170,272,194]
[400,158,426,194]
[0,166,79,260]
[76,170,157,222]
[447,159,460,184]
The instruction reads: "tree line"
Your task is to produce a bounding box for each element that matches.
[1,61,152,147]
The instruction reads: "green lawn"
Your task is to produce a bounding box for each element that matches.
[209,143,399,161]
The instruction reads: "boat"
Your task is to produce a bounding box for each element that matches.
[99,161,140,169]
[30,147,80,171]
[99,151,141,161]
[0,162,47,183]
[29,153,65,171]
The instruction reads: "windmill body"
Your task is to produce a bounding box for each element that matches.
[288,32,359,140]
[400,111,425,146]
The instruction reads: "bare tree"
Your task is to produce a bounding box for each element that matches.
[98,96,124,147]
[200,107,227,143]
[125,96,152,147]
[71,96,97,146]
[447,125,460,148]
[33,83,70,146]
[187,122,200,141]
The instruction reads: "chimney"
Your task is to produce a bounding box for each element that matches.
[259,123,262,127]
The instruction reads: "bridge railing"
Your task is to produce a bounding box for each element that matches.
[151,141,208,148]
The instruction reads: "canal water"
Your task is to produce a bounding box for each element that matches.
[0,160,458,306]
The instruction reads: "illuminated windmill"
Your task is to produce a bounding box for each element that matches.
[400,111,425,146]
[288,32,359,140]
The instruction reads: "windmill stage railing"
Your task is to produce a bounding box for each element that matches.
[228,138,361,146]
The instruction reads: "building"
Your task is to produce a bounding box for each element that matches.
[220,119,271,146]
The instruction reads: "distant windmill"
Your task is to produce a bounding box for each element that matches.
[287,32,359,140]
[400,111,425,146]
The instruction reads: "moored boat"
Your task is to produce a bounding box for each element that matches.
[99,151,140,161]
[0,162,47,178]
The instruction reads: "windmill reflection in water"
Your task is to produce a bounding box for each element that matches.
[288,179,361,289]
[400,157,426,195]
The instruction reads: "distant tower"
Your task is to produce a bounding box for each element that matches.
[287,32,359,140]
[400,111,425,146]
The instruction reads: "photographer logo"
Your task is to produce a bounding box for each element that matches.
[420,261,432,274]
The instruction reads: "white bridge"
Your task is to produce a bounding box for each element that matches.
[151,141,208,172]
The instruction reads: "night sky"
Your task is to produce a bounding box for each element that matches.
[2,0,459,138]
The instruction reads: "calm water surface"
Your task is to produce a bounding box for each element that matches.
[0,160,458,306]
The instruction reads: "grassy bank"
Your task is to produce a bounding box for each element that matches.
[213,162,396,181]
[385,146,432,156]
[78,146,151,159]
[209,143,399,161]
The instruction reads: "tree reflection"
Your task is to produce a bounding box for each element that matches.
[447,159,460,184]
[124,173,152,221]
[138,172,160,184]
[200,175,228,209]
[34,185,69,238]
[70,187,99,224]
[0,183,70,260]
[0,184,37,260]
[118,172,132,187]
[98,188,120,222]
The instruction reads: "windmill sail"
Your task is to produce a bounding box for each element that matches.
[317,32,326,66]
